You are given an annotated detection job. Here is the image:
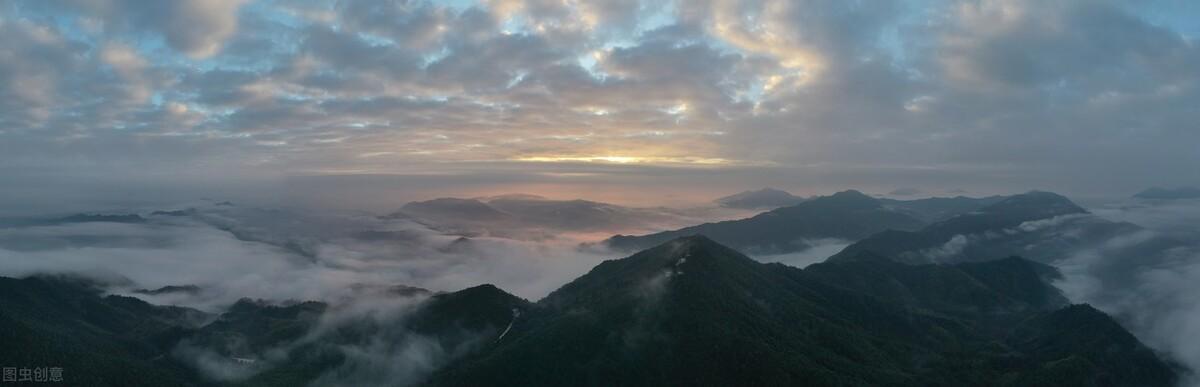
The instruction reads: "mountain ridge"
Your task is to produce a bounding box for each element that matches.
[427,236,1176,386]
[829,191,1132,264]
[605,190,931,254]
[0,236,1178,386]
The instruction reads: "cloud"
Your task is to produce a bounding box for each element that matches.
[752,238,851,268]
[0,201,660,385]
[843,197,1200,382]
[1,0,1198,216]
[170,282,476,385]
[1036,200,1200,384]
[0,17,88,128]
[172,342,264,382]
[934,0,1195,93]
[273,292,460,387]
[919,234,969,262]
[887,188,923,196]
[60,0,248,58]
[0,204,618,309]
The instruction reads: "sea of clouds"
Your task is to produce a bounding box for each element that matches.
[2,198,1199,385]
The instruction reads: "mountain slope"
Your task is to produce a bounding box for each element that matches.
[605,190,926,254]
[428,236,1175,386]
[0,276,209,386]
[0,276,531,387]
[830,191,1137,264]
[878,195,1006,223]
[1004,304,1178,386]
[0,236,1177,386]
[803,253,1068,317]
[194,284,532,387]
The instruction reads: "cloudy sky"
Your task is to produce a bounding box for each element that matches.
[1,0,1198,210]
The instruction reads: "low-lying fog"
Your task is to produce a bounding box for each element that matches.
[1,196,1199,384]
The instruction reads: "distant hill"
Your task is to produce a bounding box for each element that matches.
[0,212,149,228]
[389,195,691,239]
[428,236,1175,386]
[487,197,643,230]
[831,191,1138,264]
[400,198,515,223]
[605,190,929,254]
[713,187,805,209]
[1134,186,1200,200]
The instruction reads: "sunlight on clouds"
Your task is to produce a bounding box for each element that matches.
[707,0,826,87]
[664,102,689,115]
[575,106,611,116]
[513,155,737,166]
[358,152,396,158]
[165,102,189,115]
[0,0,1196,197]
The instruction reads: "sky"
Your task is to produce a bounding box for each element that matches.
[1,0,1198,211]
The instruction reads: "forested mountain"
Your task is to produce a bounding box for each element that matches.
[0,277,527,387]
[0,276,209,386]
[605,190,928,254]
[429,236,1175,386]
[0,236,1177,386]
[877,195,1006,223]
[830,191,1139,264]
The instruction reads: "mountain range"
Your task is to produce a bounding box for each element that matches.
[604,190,1002,254]
[829,191,1140,265]
[428,236,1173,386]
[0,235,1178,386]
[388,194,718,240]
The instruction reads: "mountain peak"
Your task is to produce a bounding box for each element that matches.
[544,236,755,307]
[426,283,528,316]
[455,283,507,297]
[981,190,1086,218]
[607,189,922,254]
[799,189,880,209]
[483,193,549,201]
[737,187,791,197]
[634,235,746,268]
[715,187,803,209]
[665,234,719,247]
[831,189,871,198]
[397,197,511,221]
